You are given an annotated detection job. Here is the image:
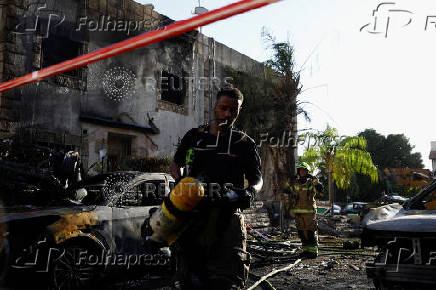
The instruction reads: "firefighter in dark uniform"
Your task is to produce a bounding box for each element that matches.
[285,162,323,258]
[170,88,263,289]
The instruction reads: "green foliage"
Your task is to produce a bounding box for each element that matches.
[228,28,309,138]
[358,129,424,169]
[352,129,425,201]
[262,28,308,130]
[300,125,378,204]
[227,67,276,138]
[228,29,312,194]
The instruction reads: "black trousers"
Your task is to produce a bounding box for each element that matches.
[173,208,250,290]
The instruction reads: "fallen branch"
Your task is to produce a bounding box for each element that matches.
[248,273,276,290]
[247,259,301,290]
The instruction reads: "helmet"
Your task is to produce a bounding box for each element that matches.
[297,162,310,170]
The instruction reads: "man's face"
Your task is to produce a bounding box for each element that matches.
[214,96,242,129]
[299,168,308,177]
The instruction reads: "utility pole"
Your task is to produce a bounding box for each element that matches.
[193,0,209,34]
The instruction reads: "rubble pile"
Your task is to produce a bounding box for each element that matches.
[244,201,274,232]
[318,214,362,238]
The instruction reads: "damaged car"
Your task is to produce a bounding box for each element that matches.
[0,171,174,289]
[361,180,436,289]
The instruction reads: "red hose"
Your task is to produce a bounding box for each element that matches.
[0,0,281,93]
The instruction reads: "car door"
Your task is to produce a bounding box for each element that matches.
[111,181,154,256]
[111,177,171,256]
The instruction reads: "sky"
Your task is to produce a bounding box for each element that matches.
[140,0,436,169]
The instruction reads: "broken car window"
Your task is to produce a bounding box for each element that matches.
[140,180,167,206]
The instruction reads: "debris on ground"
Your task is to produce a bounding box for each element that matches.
[72,215,377,290]
[247,259,301,290]
[244,214,376,290]
[246,234,376,290]
[318,215,362,238]
[343,240,360,249]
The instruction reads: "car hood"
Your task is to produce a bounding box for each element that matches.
[362,203,436,233]
[0,205,96,223]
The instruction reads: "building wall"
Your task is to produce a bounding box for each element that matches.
[0,0,22,135]
[0,0,6,88]
[0,0,264,172]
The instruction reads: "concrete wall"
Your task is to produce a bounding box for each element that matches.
[0,0,6,135]
[0,0,24,134]
[0,0,6,87]
[0,0,264,172]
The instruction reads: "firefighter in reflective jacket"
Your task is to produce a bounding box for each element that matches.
[285,162,323,258]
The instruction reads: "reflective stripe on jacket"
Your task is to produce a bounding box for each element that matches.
[286,177,319,213]
[291,208,316,214]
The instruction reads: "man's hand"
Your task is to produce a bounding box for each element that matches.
[224,186,253,210]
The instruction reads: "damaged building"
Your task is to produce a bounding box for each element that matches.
[0,0,264,173]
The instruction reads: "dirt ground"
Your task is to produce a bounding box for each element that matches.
[103,235,377,290]
[101,215,377,289]
[246,237,376,290]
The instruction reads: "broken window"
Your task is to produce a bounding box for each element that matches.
[107,133,133,171]
[160,71,187,106]
[405,181,436,210]
[118,184,142,207]
[410,187,436,210]
[42,34,82,77]
[140,181,167,206]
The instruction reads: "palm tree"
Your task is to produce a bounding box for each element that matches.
[262,28,308,183]
[301,125,378,209]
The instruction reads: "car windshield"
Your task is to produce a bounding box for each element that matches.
[80,173,139,206]
[408,182,436,210]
